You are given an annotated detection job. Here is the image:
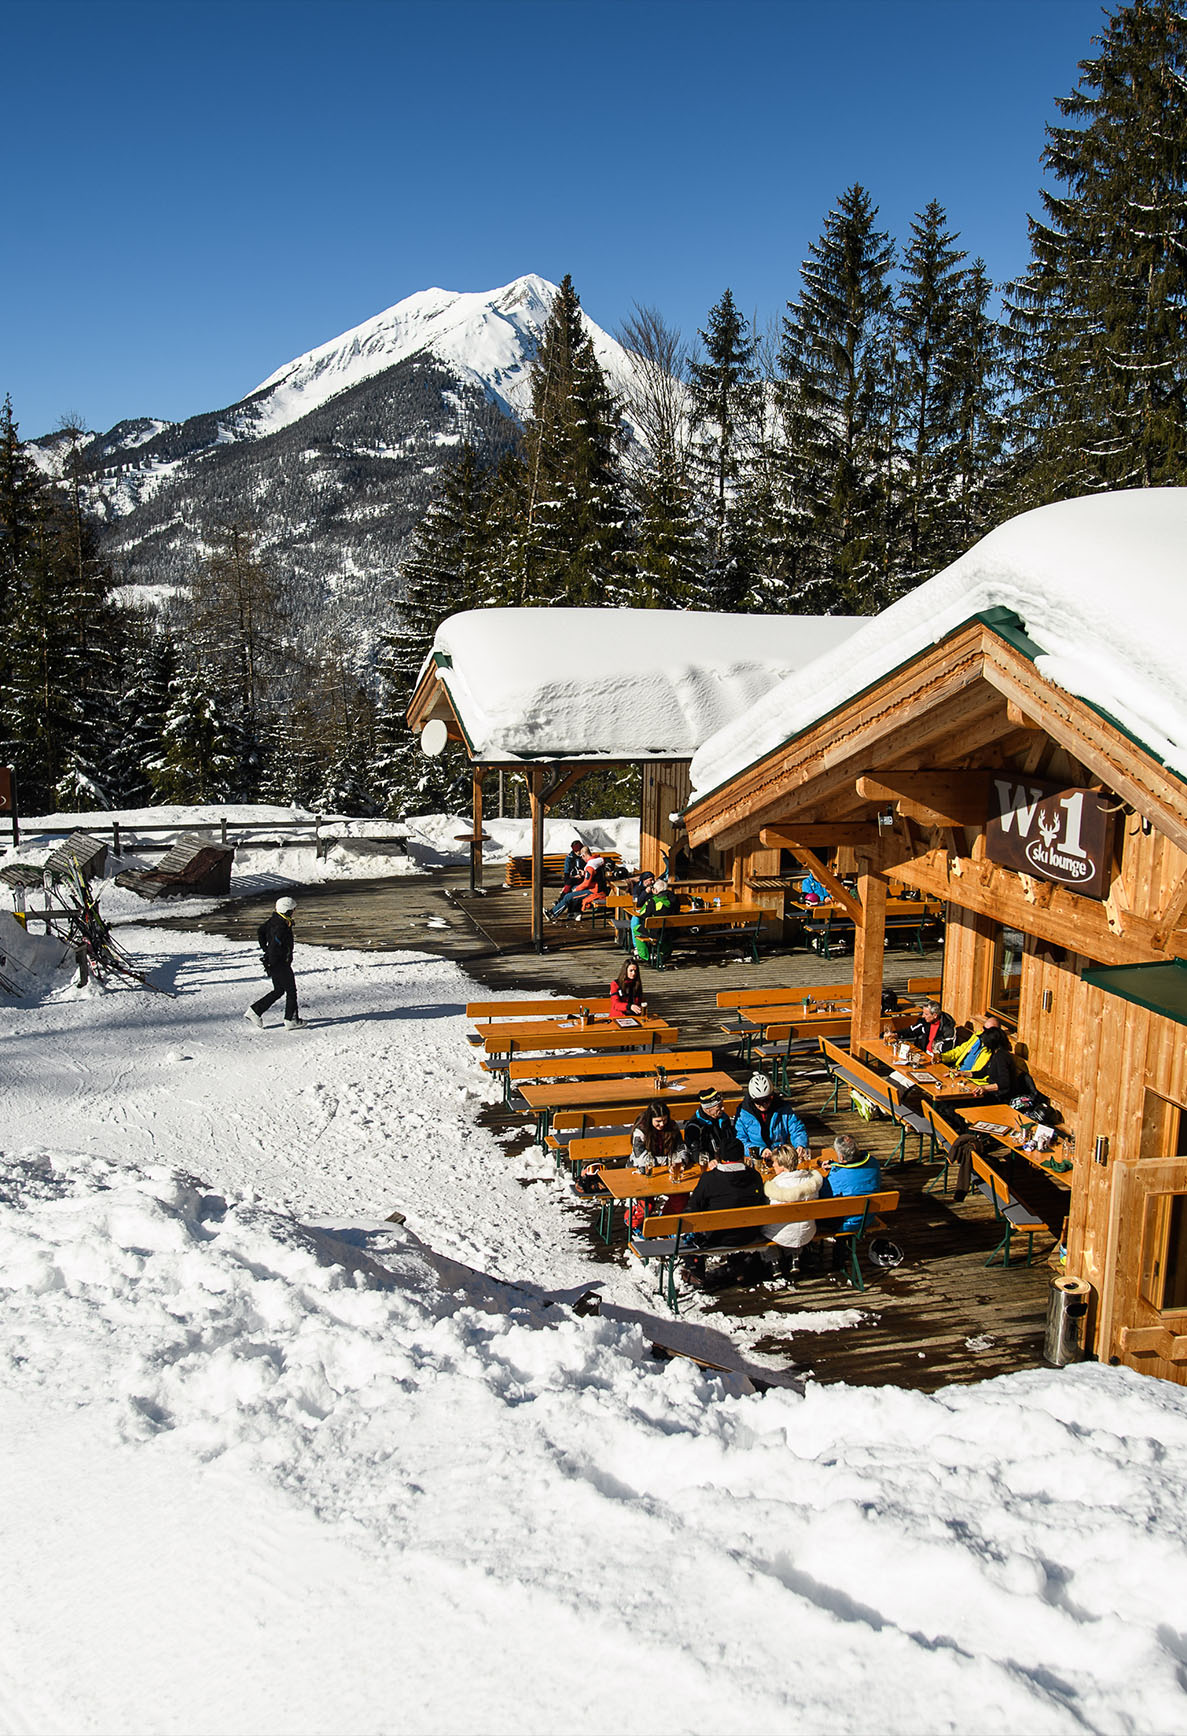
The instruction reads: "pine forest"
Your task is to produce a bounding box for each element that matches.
[2,0,1184,821]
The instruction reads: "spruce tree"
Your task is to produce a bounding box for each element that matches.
[688,290,759,609]
[1007,0,1187,497]
[896,201,970,583]
[516,274,628,605]
[147,670,238,804]
[778,185,896,612]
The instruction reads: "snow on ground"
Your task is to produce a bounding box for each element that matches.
[3,917,1187,1733]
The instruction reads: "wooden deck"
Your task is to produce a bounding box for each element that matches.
[171,869,1056,1390]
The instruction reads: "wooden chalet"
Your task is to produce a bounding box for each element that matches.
[682,490,1187,1384]
[406,606,860,951]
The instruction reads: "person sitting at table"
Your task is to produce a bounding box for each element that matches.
[798,871,829,905]
[976,1025,1020,1100]
[905,999,956,1054]
[733,1073,808,1163]
[678,1138,767,1288]
[683,1087,742,1167]
[762,1146,825,1280]
[632,876,680,963]
[560,839,585,893]
[630,1101,685,1170]
[609,957,646,1018]
[940,1014,1001,1075]
[820,1133,881,1234]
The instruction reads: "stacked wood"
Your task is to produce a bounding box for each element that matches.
[503,851,621,888]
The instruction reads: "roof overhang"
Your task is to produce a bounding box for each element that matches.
[683,617,1187,861]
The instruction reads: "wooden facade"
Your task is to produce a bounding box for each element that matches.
[684,612,1187,1384]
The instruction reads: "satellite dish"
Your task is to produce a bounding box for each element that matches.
[421,718,449,757]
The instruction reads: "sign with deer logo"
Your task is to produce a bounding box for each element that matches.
[986,777,1114,898]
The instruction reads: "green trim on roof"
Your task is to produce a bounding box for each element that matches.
[432,650,453,669]
[1081,961,1187,1029]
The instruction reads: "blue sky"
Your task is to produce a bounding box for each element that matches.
[3,0,1106,437]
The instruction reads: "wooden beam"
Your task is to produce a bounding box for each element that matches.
[1006,700,1042,731]
[470,766,485,894]
[529,769,545,955]
[893,847,1187,967]
[852,868,887,1053]
[761,824,882,848]
[1153,875,1187,949]
[856,771,991,828]
[541,767,589,811]
[785,845,863,924]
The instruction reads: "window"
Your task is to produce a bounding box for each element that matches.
[1140,1193,1187,1313]
[988,925,1025,1024]
[1140,1091,1187,1160]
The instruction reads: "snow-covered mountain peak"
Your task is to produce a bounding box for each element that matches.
[248,275,637,436]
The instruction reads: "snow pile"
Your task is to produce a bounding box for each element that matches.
[4,1145,1187,1734]
[432,607,863,761]
[691,489,1187,798]
[0,909,73,995]
[403,811,640,867]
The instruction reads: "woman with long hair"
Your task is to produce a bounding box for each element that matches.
[630,1100,684,1169]
[610,956,646,1017]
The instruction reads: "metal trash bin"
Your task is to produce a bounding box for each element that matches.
[1044,1276,1091,1367]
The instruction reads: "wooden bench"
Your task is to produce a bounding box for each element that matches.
[544,1095,744,1149]
[479,1025,679,1102]
[970,1150,1047,1268]
[45,830,109,883]
[799,903,942,958]
[630,1190,901,1310]
[506,1047,714,1091]
[642,906,765,968]
[906,976,943,997]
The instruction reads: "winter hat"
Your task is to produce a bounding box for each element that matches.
[697,1088,722,1106]
[748,1073,774,1099]
[275,897,297,914]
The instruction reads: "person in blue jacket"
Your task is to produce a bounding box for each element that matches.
[733,1074,808,1161]
[821,1133,882,1231]
[799,872,830,904]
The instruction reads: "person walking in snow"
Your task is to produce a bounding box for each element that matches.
[245,896,305,1029]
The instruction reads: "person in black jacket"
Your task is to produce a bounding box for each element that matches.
[904,1000,957,1054]
[245,896,305,1028]
[682,1088,743,1167]
[678,1143,766,1287]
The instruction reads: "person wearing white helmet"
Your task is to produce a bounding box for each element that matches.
[733,1072,808,1163]
[244,896,305,1029]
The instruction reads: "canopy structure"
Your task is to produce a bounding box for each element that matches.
[407,607,862,949]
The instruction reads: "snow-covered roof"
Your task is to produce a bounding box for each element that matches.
[690,489,1187,802]
[427,608,864,762]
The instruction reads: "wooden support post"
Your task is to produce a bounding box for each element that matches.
[530,768,546,954]
[852,863,887,1056]
[112,820,121,857]
[732,850,745,902]
[470,766,485,893]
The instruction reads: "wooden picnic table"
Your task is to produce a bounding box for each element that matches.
[467,997,616,1022]
[520,1067,737,1141]
[859,1036,999,1103]
[957,1104,1075,1190]
[476,1013,673,1053]
[718,983,854,1010]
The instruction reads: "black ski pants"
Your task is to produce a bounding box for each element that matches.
[252,964,298,1021]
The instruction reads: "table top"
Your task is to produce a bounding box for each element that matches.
[598,1149,841,1201]
[643,905,764,928]
[520,1068,739,1113]
[958,1104,1075,1190]
[477,1013,671,1048]
[860,1037,997,1102]
[738,1000,854,1030]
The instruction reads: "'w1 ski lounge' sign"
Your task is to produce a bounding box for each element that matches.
[986,777,1114,899]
